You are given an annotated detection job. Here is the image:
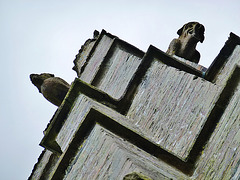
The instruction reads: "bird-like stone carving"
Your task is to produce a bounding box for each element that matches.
[166,22,205,63]
[30,73,70,106]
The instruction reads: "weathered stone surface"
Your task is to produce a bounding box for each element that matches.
[79,32,115,84]
[61,124,182,180]
[55,94,93,152]
[93,45,143,100]
[29,30,240,180]
[28,150,51,180]
[127,59,220,160]
[214,45,240,85]
[72,37,97,77]
[76,30,144,100]
[193,67,240,179]
[173,55,207,72]
[36,92,190,179]
[28,150,59,180]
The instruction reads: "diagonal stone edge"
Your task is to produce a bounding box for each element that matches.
[205,32,240,82]
[51,108,194,179]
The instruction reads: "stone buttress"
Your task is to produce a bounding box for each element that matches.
[29,30,240,180]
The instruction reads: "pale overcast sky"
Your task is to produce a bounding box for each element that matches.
[0,0,239,179]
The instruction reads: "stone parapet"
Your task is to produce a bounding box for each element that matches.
[29,30,240,180]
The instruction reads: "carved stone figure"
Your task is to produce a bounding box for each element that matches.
[30,73,70,106]
[166,22,205,63]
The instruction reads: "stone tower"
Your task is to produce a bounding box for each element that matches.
[29,30,240,179]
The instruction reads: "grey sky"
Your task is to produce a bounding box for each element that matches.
[0,0,239,179]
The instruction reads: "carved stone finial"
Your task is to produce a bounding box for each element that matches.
[166,21,205,64]
[30,73,70,106]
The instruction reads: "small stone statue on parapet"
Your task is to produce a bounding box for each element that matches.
[166,21,205,64]
[30,73,70,106]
